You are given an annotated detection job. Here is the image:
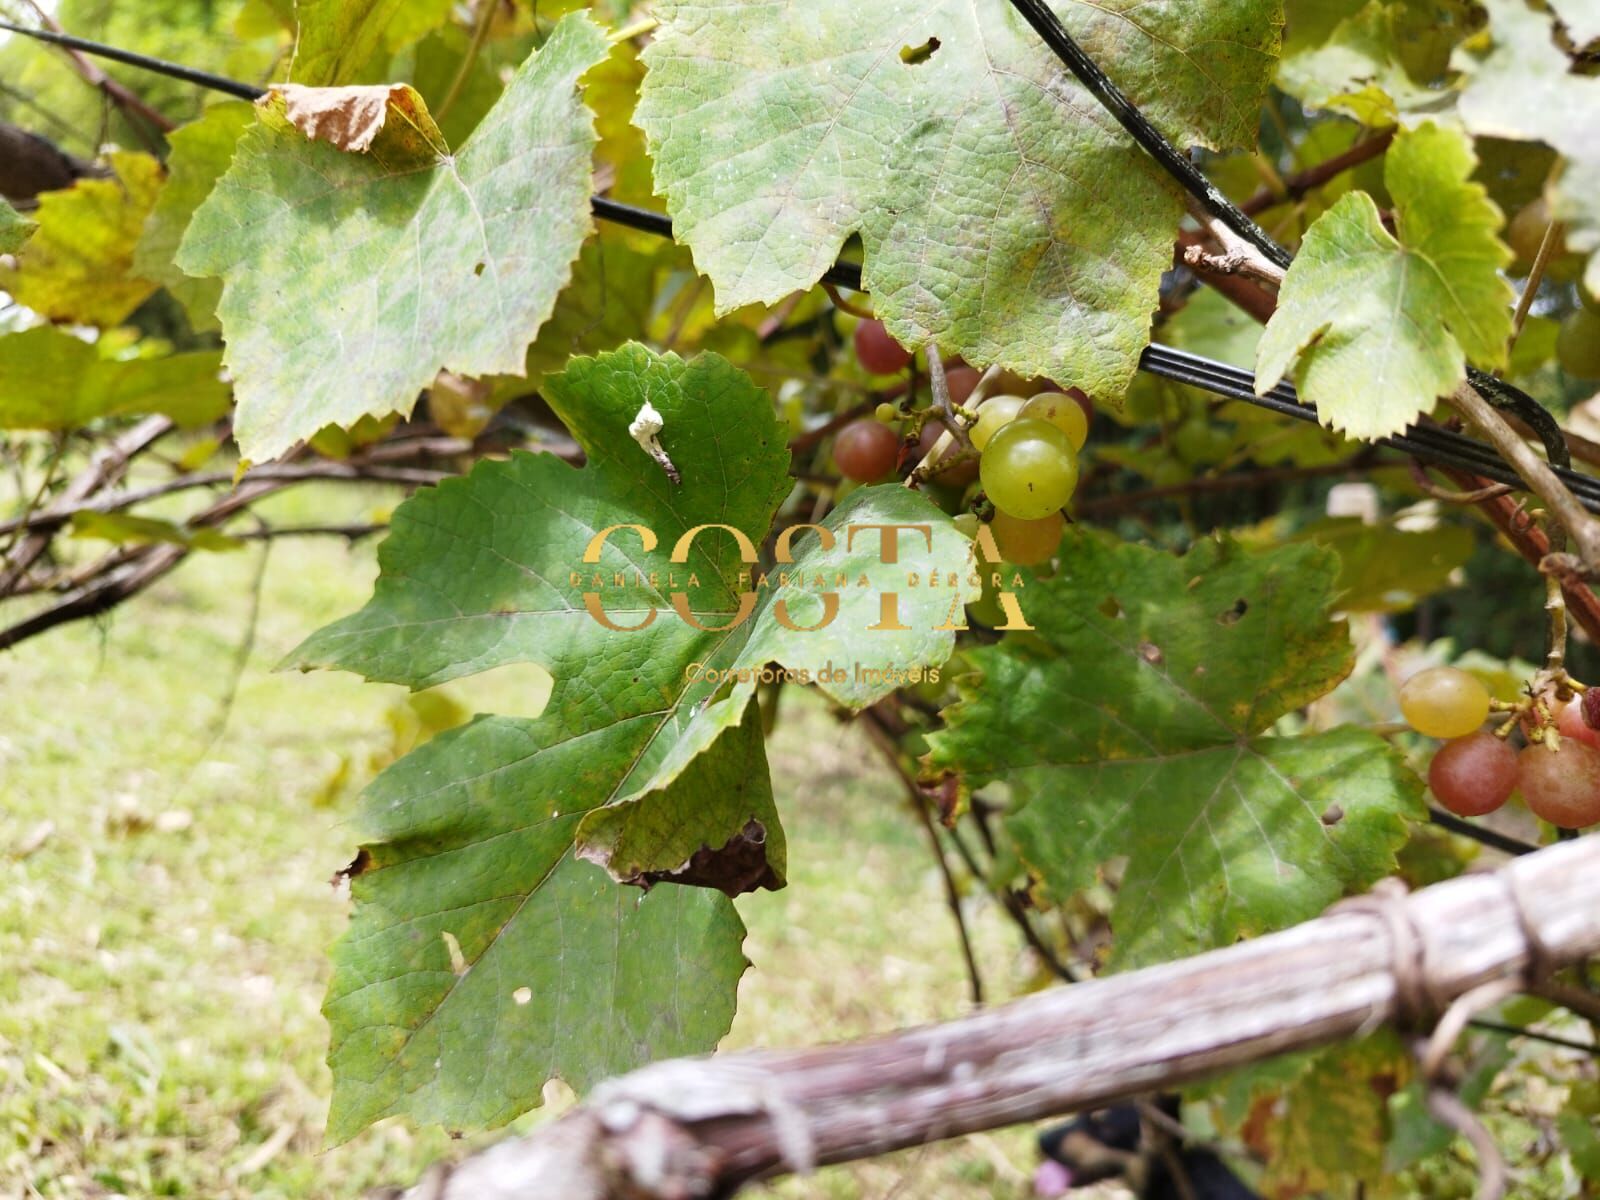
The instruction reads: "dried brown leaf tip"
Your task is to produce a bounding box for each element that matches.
[265,83,447,167]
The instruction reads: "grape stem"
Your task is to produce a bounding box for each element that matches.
[924,345,972,450]
[905,364,1002,487]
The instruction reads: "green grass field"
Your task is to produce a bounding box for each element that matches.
[0,484,1043,1199]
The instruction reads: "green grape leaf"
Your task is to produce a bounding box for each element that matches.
[177,12,607,462]
[0,199,35,254]
[290,345,976,1137]
[0,326,229,430]
[1456,0,1600,297]
[926,530,1422,967]
[290,0,455,85]
[1256,122,1513,441]
[0,151,161,326]
[133,102,255,333]
[635,0,1282,403]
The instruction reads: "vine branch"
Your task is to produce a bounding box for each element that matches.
[392,836,1600,1199]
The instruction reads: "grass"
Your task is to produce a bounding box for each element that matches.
[0,483,1045,1199]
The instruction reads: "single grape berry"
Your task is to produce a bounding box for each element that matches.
[833,418,899,482]
[1557,308,1600,379]
[945,366,982,406]
[1584,688,1600,731]
[990,510,1065,566]
[969,395,1026,450]
[1428,732,1518,817]
[1518,741,1600,828]
[1019,392,1089,451]
[1398,666,1491,739]
[1557,701,1600,750]
[980,418,1079,520]
[874,402,899,424]
[854,319,913,375]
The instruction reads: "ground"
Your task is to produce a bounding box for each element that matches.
[0,483,1053,1199]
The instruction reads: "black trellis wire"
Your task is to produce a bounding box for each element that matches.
[4,18,1595,511]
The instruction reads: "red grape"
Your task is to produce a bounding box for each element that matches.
[945,366,982,406]
[854,320,913,375]
[833,418,899,482]
[1556,700,1600,750]
[1518,741,1600,828]
[1584,688,1600,731]
[1428,732,1518,817]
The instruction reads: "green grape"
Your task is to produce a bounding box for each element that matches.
[1398,666,1491,738]
[1582,284,1600,316]
[989,510,1064,565]
[969,395,1025,450]
[1018,392,1089,451]
[874,402,899,424]
[979,418,1079,520]
[952,512,980,539]
[1557,308,1600,379]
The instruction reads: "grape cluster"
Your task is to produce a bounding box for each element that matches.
[837,324,1093,531]
[1403,666,1600,828]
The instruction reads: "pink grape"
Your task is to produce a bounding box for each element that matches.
[1428,732,1518,817]
[1518,741,1600,828]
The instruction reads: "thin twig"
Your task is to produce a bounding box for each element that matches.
[862,707,984,1007]
[1407,459,1517,505]
[1447,382,1600,569]
[1510,218,1564,347]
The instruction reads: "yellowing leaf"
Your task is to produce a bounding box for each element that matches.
[290,0,455,86]
[0,327,229,431]
[133,102,255,332]
[1256,122,1513,440]
[1,151,162,326]
[178,13,608,462]
[0,199,35,254]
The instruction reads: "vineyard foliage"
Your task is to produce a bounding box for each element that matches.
[3,0,1600,1191]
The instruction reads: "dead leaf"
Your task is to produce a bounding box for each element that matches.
[267,83,447,166]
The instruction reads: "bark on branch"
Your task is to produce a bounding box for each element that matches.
[397,835,1600,1200]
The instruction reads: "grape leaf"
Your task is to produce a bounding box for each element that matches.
[290,0,455,85]
[0,199,35,254]
[133,102,254,333]
[1256,122,1513,440]
[177,12,607,462]
[0,326,229,430]
[0,151,161,327]
[290,344,977,1137]
[1455,0,1600,297]
[634,0,1282,404]
[1211,1034,1409,1194]
[1551,0,1600,46]
[926,530,1421,967]
[1277,0,1470,125]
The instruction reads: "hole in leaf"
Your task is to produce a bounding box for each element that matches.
[1217,598,1248,625]
[473,261,486,276]
[1098,595,1123,619]
[900,36,940,64]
